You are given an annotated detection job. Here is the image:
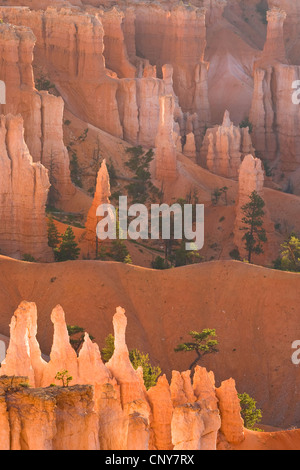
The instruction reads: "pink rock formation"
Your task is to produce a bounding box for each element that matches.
[99,7,136,79]
[155,95,178,181]
[148,375,174,450]
[106,307,148,407]
[0,301,245,450]
[233,154,276,262]
[0,6,172,148]
[85,159,111,256]
[42,305,79,388]
[0,301,37,385]
[183,132,197,161]
[216,378,245,445]
[200,110,254,178]
[40,92,76,207]
[0,114,52,261]
[0,21,41,159]
[0,20,75,208]
[261,7,287,65]
[134,3,208,114]
[249,6,300,173]
[268,0,300,65]
[172,403,205,450]
[203,0,227,25]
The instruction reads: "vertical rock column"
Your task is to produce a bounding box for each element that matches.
[234,154,265,259]
[85,159,111,257]
[155,95,177,181]
[0,115,52,262]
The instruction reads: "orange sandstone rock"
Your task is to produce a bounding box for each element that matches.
[216,378,245,445]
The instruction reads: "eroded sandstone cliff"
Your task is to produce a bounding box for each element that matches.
[0,300,245,450]
[0,114,52,261]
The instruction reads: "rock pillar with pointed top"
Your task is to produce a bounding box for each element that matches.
[85,159,111,257]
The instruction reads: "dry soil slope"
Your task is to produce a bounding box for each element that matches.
[0,256,300,428]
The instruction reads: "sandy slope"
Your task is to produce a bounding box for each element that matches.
[229,429,300,451]
[0,256,300,428]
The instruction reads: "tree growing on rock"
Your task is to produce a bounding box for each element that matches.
[240,190,267,263]
[67,325,95,355]
[238,392,262,431]
[174,329,219,372]
[101,335,161,390]
[55,370,73,388]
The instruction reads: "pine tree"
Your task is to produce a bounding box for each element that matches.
[55,226,80,262]
[47,216,61,249]
[129,349,161,390]
[174,329,219,372]
[240,191,267,263]
[238,393,262,431]
[101,334,115,362]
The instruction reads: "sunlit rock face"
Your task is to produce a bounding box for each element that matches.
[199,110,254,178]
[0,115,52,261]
[0,20,75,209]
[0,301,245,450]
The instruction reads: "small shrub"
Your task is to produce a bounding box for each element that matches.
[22,254,36,263]
[229,248,241,261]
[152,256,170,270]
[55,370,73,388]
[239,117,253,134]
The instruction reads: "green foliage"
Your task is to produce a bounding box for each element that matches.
[229,248,241,261]
[68,129,89,188]
[35,75,56,92]
[129,349,162,390]
[22,254,36,263]
[55,370,73,388]
[70,152,83,188]
[171,241,202,267]
[175,329,219,371]
[110,239,130,263]
[275,233,300,272]
[211,186,229,206]
[106,161,118,188]
[125,147,157,203]
[239,117,253,134]
[124,254,133,264]
[110,210,131,263]
[238,392,263,431]
[101,335,161,389]
[262,160,273,177]
[256,1,268,25]
[47,216,61,249]
[67,325,95,355]
[101,334,115,362]
[54,226,80,262]
[240,191,267,263]
[151,256,170,270]
[19,381,30,388]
